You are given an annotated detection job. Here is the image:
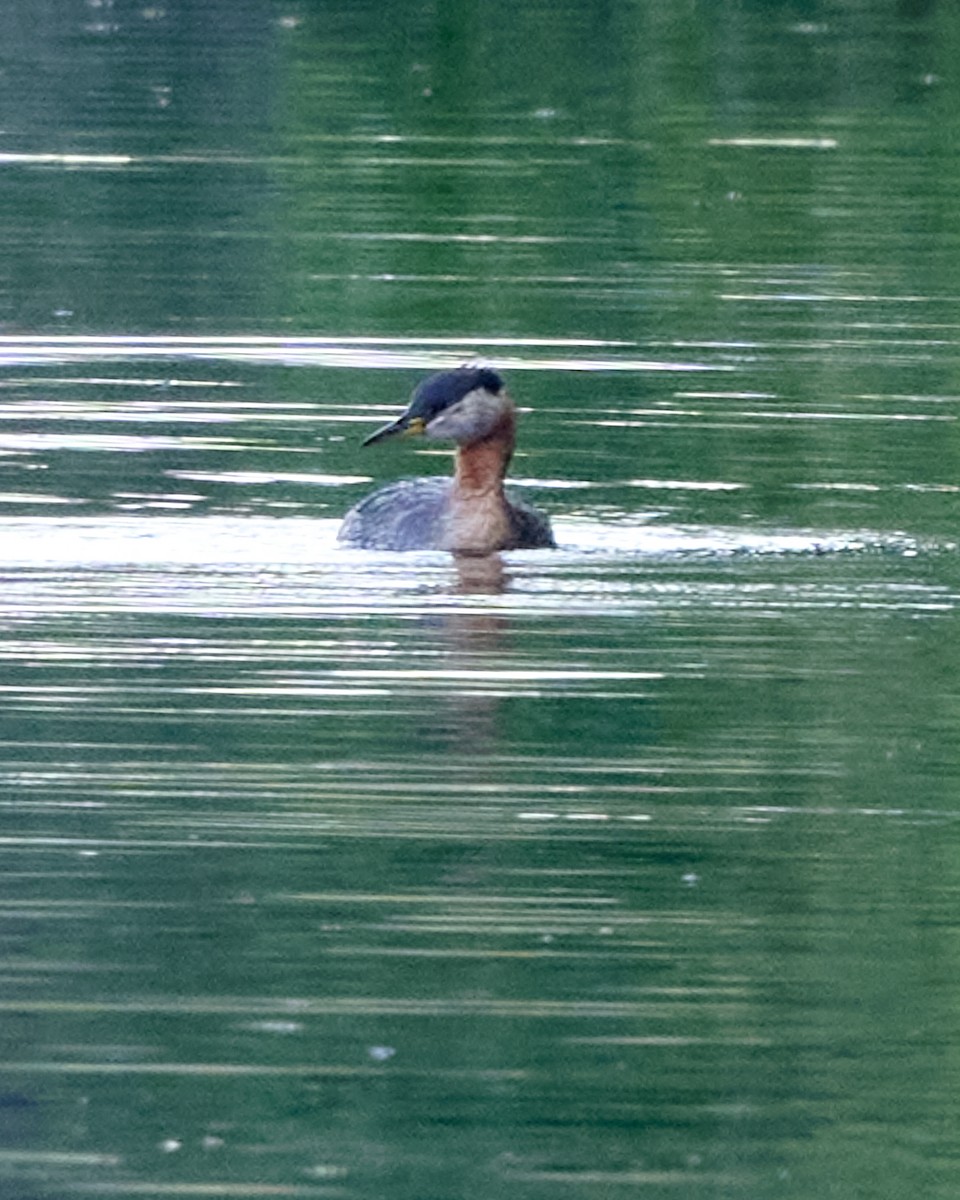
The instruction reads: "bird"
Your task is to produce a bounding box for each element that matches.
[338,366,555,554]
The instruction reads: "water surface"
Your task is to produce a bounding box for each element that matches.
[3,2,960,1198]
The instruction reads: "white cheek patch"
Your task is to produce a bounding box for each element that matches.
[425,388,506,441]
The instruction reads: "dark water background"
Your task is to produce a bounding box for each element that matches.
[2,2,960,1197]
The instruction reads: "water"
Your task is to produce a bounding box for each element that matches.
[3,1,960,1197]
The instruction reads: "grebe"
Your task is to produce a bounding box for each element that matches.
[338,367,555,553]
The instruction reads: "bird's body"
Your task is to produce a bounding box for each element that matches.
[338,367,554,554]
[338,477,553,553]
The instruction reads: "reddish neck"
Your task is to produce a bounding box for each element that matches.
[452,410,516,499]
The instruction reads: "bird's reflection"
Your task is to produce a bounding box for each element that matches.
[452,552,507,594]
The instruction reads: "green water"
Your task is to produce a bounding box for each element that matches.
[2,2,960,1198]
